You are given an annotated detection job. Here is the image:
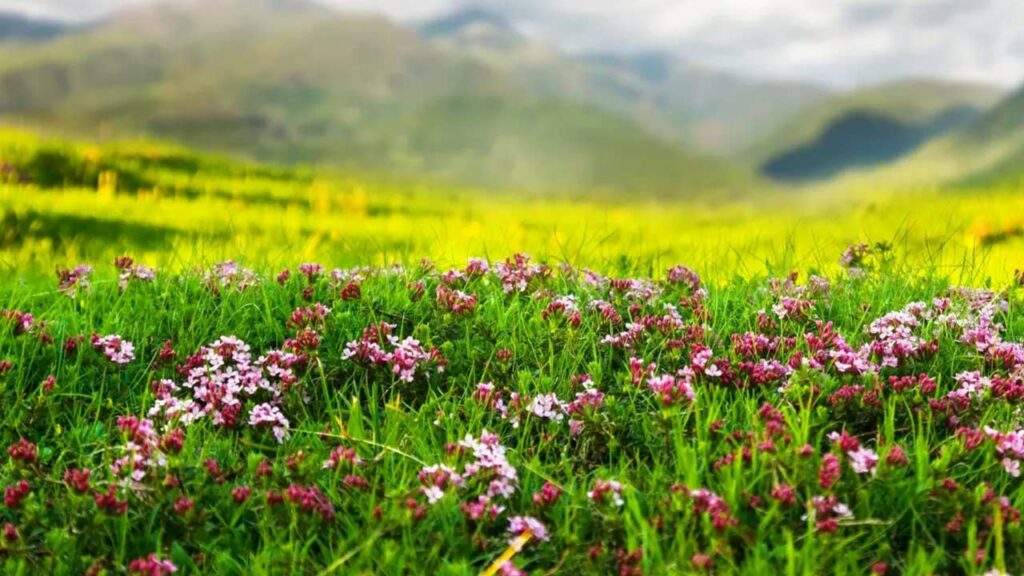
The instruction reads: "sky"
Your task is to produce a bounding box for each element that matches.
[2,0,1023,88]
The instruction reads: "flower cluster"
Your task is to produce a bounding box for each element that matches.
[92,334,135,365]
[148,336,299,442]
[343,322,444,383]
[55,264,93,298]
[115,256,156,291]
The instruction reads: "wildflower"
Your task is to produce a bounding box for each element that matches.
[542,295,581,326]
[339,281,361,301]
[847,447,879,476]
[2,523,17,542]
[173,495,194,516]
[508,515,549,545]
[770,483,797,507]
[527,393,566,421]
[647,372,696,406]
[666,264,701,292]
[983,427,1024,477]
[689,488,737,531]
[127,554,177,576]
[629,357,656,385]
[343,324,444,383]
[248,403,290,442]
[494,253,548,294]
[203,261,260,292]
[691,553,713,571]
[436,285,478,314]
[115,256,156,291]
[299,262,324,280]
[589,479,624,506]
[64,468,92,494]
[323,446,363,470]
[885,444,909,467]
[7,438,37,464]
[285,483,335,521]
[94,486,128,515]
[819,454,841,489]
[418,464,464,504]
[532,481,563,507]
[498,562,527,576]
[232,486,251,503]
[4,480,30,509]
[92,334,135,365]
[56,264,93,298]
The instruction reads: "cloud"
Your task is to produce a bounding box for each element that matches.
[2,0,1022,88]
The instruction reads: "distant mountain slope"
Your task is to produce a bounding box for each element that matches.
[762,106,979,181]
[0,12,68,42]
[421,9,829,154]
[746,79,1004,181]
[0,0,755,195]
[932,83,1024,186]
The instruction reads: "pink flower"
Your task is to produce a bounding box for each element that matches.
[647,372,696,406]
[127,554,177,575]
[248,403,290,442]
[92,334,135,365]
[847,447,879,475]
[589,478,624,506]
[527,393,566,421]
[508,515,549,544]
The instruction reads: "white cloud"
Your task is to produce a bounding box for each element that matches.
[2,0,1022,88]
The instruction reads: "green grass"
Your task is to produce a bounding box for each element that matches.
[1,255,1024,574]
[2,123,1024,574]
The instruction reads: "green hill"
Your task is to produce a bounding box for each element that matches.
[873,83,1024,188]
[421,9,828,154]
[0,0,755,196]
[744,79,1004,181]
[0,12,68,43]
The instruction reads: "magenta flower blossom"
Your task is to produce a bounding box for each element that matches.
[115,256,156,292]
[508,515,549,544]
[647,372,696,406]
[203,261,260,292]
[589,478,624,507]
[343,323,444,383]
[148,336,299,443]
[56,264,93,298]
[847,447,879,476]
[127,554,177,576]
[248,403,290,442]
[92,334,135,365]
[527,393,567,421]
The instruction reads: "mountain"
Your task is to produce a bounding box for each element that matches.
[0,12,69,42]
[420,7,521,51]
[0,0,755,196]
[746,79,1005,182]
[420,10,829,154]
[898,83,1024,187]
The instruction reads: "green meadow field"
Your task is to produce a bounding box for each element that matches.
[2,129,1024,283]
[4,2,1024,575]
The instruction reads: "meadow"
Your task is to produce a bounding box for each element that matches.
[3,130,1024,575]
[2,129,1024,283]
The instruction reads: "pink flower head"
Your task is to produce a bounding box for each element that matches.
[508,515,549,545]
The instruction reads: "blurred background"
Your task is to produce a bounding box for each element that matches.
[0,0,1022,279]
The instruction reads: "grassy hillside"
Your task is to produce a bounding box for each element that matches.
[421,9,828,154]
[4,129,1024,575]
[873,83,1024,188]
[0,0,754,196]
[2,128,1024,283]
[745,79,1004,180]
